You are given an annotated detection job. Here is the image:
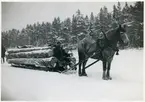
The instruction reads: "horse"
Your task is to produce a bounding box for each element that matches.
[78,24,129,80]
[1,45,6,63]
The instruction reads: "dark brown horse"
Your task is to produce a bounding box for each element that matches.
[78,25,129,80]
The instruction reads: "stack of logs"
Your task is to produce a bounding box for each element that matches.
[6,47,57,71]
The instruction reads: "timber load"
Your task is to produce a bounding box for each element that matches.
[6,47,57,71]
[6,46,77,72]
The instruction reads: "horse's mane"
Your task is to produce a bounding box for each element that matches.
[105,27,119,40]
[106,28,114,34]
[106,27,118,34]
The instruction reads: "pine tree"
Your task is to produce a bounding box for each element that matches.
[94,16,100,31]
[74,9,86,41]
[113,5,117,20]
[99,8,103,22]
[61,18,72,44]
[117,2,122,23]
[90,12,95,24]
[122,2,131,23]
[2,31,9,48]
[19,28,29,46]
[99,7,110,31]
[89,12,96,34]
[84,15,90,31]
[117,2,121,12]
[2,2,143,48]
[5,29,20,47]
[129,2,143,47]
[112,5,119,28]
[52,17,62,43]
[71,15,77,44]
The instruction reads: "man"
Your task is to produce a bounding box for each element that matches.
[53,41,71,72]
[1,45,6,63]
[53,41,63,61]
[52,41,64,71]
[62,48,71,65]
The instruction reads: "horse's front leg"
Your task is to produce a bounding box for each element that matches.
[106,62,112,80]
[81,60,88,76]
[1,57,4,63]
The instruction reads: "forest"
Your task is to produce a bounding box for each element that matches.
[2,2,144,49]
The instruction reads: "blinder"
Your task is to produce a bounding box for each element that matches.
[118,31,126,44]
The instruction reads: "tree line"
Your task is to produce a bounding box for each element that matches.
[2,2,143,49]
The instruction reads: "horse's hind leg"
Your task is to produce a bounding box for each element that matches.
[78,61,82,76]
[106,62,112,80]
[3,57,5,63]
[1,58,3,63]
[82,60,88,76]
[78,50,86,76]
[78,51,83,76]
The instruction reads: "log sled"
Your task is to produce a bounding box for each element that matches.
[6,47,77,74]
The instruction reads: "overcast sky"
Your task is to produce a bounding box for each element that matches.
[2,2,135,31]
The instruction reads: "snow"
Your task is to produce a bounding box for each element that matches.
[7,47,50,54]
[1,49,143,101]
[7,49,53,59]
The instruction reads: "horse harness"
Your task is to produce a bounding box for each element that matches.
[81,31,119,63]
[97,39,119,56]
[93,33,119,59]
[97,30,119,56]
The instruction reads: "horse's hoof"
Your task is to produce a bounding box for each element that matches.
[79,73,82,76]
[106,75,112,80]
[81,73,88,77]
[108,77,112,80]
[102,76,108,80]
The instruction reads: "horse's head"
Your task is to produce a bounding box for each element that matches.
[117,24,129,46]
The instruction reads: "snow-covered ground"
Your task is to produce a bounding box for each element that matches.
[1,49,143,101]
